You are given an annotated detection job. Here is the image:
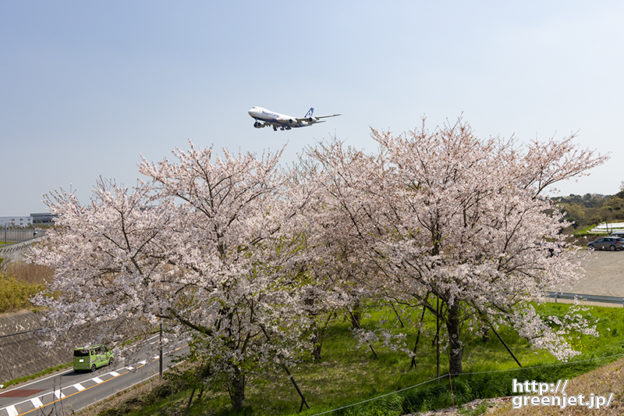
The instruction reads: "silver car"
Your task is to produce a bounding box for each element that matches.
[587,237,624,251]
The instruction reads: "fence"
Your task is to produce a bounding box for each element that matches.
[547,291,624,307]
[1,227,45,244]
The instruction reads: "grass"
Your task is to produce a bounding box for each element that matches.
[0,274,46,313]
[0,261,53,313]
[1,363,72,389]
[90,302,624,416]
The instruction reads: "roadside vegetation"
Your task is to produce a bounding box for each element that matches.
[1,363,72,389]
[0,261,52,313]
[91,302,624,416]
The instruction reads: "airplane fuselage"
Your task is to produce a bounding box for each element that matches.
[248,106,340,131]
[248,106,311,130]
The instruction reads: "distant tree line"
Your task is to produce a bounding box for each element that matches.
[553,190,624,230]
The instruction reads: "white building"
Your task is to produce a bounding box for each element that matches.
[590,222,624,233]
[0,216,33,227]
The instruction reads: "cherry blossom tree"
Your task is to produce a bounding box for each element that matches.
[283,160,368,360]
[31,179,175,350]
[33,144,314,411]
[310,119,606,375]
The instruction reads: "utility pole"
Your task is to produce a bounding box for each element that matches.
[159,319,163,378]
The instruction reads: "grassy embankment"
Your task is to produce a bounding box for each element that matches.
[0,261,52,313]
[90,302,624,416]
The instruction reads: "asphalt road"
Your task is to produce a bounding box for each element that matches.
[0,336,189,416]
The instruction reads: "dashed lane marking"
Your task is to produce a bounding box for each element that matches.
[0,343,189,416]
[28,399,41,408]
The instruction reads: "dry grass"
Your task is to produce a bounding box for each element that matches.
[5,261,54,284]
[0,261,52,312]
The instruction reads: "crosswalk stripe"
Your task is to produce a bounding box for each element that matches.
[31,397,43,408]
[109,371,120,377]
[54,389,65,399]
[6,406,18,416]
[92,377,103,383]
[73,383,85,391]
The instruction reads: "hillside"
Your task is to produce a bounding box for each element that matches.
[553,191,624,230]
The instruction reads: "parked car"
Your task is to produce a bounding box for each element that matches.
[587,237,624,251]
[73,345,114,372]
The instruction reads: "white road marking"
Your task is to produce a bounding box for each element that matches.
[92,377,103,383]
[153,355,159,360]
[0,369,72,396]
[0,345,189,416]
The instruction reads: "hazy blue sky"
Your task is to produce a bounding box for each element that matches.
[2,1,623,215]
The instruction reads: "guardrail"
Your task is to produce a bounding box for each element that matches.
[547,291,624,307]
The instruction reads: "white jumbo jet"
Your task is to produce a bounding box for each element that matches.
[248,106,341,131]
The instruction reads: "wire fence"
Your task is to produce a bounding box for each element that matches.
[309,352,624,415]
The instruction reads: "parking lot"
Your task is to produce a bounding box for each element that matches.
[556,250,624,297]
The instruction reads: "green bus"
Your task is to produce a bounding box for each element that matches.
[73,345,114,372]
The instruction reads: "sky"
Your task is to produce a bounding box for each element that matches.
[1,1,624,215]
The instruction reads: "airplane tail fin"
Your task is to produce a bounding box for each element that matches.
[304,107,314,118]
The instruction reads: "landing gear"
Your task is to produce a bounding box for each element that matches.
[273,125,277,131]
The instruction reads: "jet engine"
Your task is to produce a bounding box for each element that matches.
[253,121,264,128]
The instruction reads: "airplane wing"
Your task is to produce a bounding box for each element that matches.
[315,114,341,119]
[295,113,341,123]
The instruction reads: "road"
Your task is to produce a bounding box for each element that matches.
[0,336,188,416]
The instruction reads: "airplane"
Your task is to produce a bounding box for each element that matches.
[248,106,341,131]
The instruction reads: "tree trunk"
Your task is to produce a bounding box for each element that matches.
[446,302,463,376]
[311,331,323,361]
[228,366,246,411]
[480,325,490,342]
[350,302,362,329]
